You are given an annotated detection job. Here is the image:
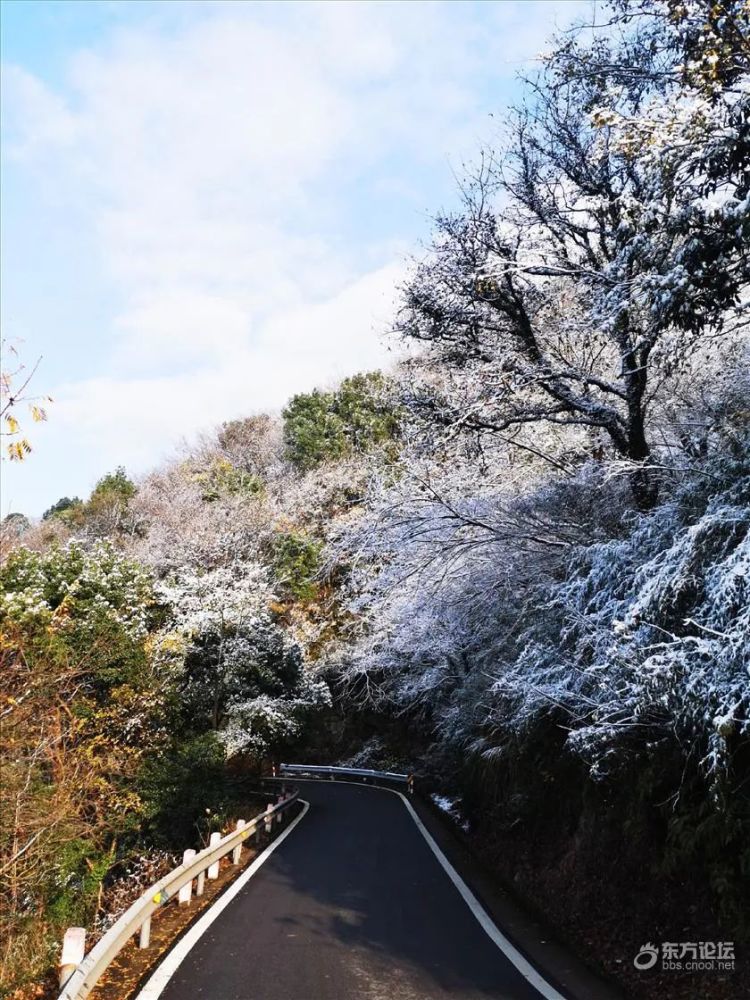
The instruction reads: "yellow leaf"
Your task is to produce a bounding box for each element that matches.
[4,414,20,434]
[7,438,31,461]
[30,405,47,422]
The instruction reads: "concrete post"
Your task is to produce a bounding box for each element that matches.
[207,832,222,879]
[196,869,206,897]
[232,820,246,864]
[178,849,196,904]
[139,916,151,950]
[264,803,273,834]
[59,927,86,987]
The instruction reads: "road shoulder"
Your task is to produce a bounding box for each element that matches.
[407,790,626,1000]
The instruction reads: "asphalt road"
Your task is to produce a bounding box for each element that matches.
[156,781,557,1000]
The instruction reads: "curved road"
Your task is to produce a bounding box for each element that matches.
[151,781,560,1000]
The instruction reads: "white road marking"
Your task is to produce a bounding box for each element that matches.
[134,800,310,1000]
[394,790,567,1000]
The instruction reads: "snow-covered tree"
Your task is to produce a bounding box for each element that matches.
[398,0,749,508]
[157,562,330,755]
[129,460,269,574]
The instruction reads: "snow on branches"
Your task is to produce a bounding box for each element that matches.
[396,0,749,509]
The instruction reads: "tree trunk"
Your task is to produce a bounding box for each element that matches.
[625,383,658,511]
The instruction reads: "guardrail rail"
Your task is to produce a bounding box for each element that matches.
[57,788,299,1000]
[278,763,414,793]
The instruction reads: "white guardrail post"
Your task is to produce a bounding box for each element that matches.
[59,927,86,988]
[178,850,196,904]
[138,915,151,950]
[207,832,222,879]
[57,790,299,1000]
[232,820,246,863]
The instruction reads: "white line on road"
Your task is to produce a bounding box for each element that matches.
[134,800,310,1000]
[395,790,567,1000]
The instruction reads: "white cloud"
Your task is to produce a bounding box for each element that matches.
[1,0,588,514]
[2,260,402,504]
[1,65,80,154]
[112,292,252,375]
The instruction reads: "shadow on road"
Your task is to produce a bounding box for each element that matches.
[158,780,552,999]
[245,780,547,999]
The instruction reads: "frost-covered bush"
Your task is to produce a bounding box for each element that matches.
[93,850,178,938]
[221,674,331,757]
[0,539,154,640]
[488,467,749,796]
[333,455,626,724]
[335,391,749,920]
[158,563,330,756]
[345,438,749,796]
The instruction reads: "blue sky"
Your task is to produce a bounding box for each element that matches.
[1,0,587,517]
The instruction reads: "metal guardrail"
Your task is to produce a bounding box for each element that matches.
[279,763,414,792]
[57,789,299,1000]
